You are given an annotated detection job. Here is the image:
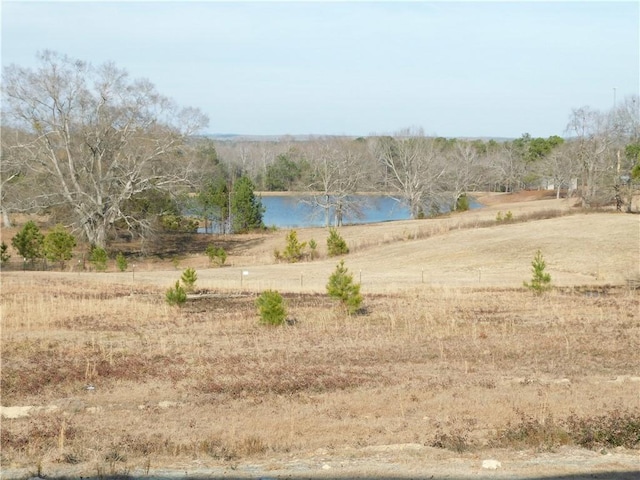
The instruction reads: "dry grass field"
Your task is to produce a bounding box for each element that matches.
[1,192,639,479]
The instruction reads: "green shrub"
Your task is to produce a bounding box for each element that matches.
[256,290,287,326]
[283,230,306,263]
[523,249,552,294]
[497,210,514,222]
[180,267,198,292]
[1,241,11,266]
[89,246,108,272]
[116,252,128,272]
[160,214,199,232]
[11,220,43,263]
[326,260,362,315]
[308,238,319,260]
[43,224,76,269]
[327,228,348,257]
[165,280,187,306]
[205,244,227,266]
[455,194,470,212]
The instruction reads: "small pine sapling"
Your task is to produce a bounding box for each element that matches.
[256,290,287,326]
[327,260,362,315]
[43,224,76,270]
[308,238,319,260]
[327,228,349,257]
[181,267,198,292]
[455,194,470,212]
[1,241,11,266]
[165,280,187,306]
[11,220,44,264]
[283,230,306,263]
[524,249,552,294]
[205,244,227,266]
[116,252,128,272]
[89,246,108,271]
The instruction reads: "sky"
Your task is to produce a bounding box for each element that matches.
[1,0,638,139]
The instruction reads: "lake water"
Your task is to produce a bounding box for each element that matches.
[260,194,481,229]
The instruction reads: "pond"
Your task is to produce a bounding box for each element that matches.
[198,194,481,232]
[260,194,481,229]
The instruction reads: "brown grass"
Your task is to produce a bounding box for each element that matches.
[1,193,639,476]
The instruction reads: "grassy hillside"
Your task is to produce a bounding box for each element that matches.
[1,192,639,478]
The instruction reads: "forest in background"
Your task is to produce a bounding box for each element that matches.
[2,52,639,250]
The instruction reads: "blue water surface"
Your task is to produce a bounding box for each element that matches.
[260,194,480,229]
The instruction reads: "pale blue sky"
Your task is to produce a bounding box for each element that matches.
[1,1,638,138]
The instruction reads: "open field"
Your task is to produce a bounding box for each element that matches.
[1,192,639,479]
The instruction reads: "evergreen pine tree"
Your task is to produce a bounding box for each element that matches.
[524,250,552,294]
[327,260,362,315]
[43,224,76,269]
[11,220,44,264]
[327,228,349,257]
[256,290,287,325]
[231,176,265,233]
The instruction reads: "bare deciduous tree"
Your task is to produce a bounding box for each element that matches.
[565,106,616,206]
[444,140,486,210]
[538,142,580,199]
[305,137,370,226]
[373,128,446,218]
[2,51,208,246]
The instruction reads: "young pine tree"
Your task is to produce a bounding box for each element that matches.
[89,246,108,271]
[231,176,265,233]
[116,252,128,272]
[327,228,349,257]
[327,260,362,315]
[43,224,76,270]
[166,280,187,306]
[256,290,287,326]
[11,220,44,264]
[205,244,227,266]
[283,230,307,263]
[0,241,10,267]
[524,249,552,294]
[181,267,198,292]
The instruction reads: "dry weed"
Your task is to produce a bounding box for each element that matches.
[1,259,638,471]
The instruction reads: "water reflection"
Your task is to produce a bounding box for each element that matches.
[198,194,480,232]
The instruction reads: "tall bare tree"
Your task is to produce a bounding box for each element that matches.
[373,128,446,218]
[0,127,27,227]
[305,137,370,226]
[443,140,486,210]
[1,51,208,247]
[565,106,616,206]
[538,142,580,199]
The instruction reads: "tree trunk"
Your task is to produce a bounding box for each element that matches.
[1,208,11,228]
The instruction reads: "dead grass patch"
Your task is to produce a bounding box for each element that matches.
[1,199,639,474]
